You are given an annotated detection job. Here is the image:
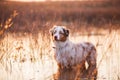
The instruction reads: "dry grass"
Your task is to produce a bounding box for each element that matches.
[0,1,120,80]
[0,28,120,80]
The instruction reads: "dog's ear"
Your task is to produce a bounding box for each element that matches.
[49,25,57,36]
[63,28,69,36]
[49,28,54,36]
[65,29,69,36]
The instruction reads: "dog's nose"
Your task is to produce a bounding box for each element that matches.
[54,36,57,40]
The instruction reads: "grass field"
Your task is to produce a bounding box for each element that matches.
[0,1,120,80]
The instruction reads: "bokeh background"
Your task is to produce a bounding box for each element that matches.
[0,0,120,80]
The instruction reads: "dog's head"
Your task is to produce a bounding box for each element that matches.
[50,25,69,42]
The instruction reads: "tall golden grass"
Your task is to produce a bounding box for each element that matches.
[0,23,120,80]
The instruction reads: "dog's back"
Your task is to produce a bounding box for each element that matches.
[54,41,97,68]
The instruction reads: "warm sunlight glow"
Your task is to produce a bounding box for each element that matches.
[9,0,46,2]
[8,0,95,2]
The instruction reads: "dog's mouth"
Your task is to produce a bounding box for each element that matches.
[53,38,61,42]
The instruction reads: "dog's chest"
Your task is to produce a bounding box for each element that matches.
[55,47,73,58]
[55,46,77,63]
[56,44,84,62]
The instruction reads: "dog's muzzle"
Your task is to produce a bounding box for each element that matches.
[54,36,59,41]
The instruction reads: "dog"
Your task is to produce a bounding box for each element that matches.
[50,25,97,78]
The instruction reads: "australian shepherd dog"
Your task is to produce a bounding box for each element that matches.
[50,25,97,78]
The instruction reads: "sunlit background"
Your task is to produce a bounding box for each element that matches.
[9,0,46,2]
[0,0,120,80]
[8,0,102,2]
